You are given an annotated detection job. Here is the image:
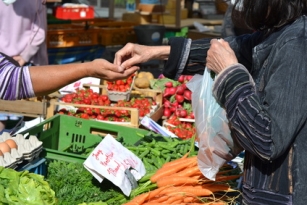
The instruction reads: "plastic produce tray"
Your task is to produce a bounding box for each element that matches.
[19,114,150,164]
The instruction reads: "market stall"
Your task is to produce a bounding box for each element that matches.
[0,1,245,204]
[0,72,243,204]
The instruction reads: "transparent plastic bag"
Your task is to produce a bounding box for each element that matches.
[186,68,242,180]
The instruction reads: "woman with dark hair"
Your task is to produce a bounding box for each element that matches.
[114,0,307,204]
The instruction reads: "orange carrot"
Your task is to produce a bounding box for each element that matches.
[183,196,200,203]
[160,155,196,169]
[155,185,213,197]
[215,174,243,182]
[200,183,234,193]
[173,165,202,177]
[150,160,195,183]
[156,176,200,187]
[123,192,150,205]
[202,202,227,205]
[146,195,169,203]
[164,194,184,204]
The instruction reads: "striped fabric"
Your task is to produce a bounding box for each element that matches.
[0,53,35,100]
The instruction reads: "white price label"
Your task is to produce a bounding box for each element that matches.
[83,134,145,196]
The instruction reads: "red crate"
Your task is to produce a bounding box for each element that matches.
[53,6,94,20]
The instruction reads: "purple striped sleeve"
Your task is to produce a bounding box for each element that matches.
[0,54,35,100]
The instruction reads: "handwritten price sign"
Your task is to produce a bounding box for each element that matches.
[83,134,145,196]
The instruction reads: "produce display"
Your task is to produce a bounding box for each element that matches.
[1,71,244,205]
[57,88,159,122]
[151,75,194,119]
[124,156,241,205]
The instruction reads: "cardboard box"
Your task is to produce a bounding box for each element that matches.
[122,12,152,24]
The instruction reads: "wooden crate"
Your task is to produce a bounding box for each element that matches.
[92,21,139,46]
[47,84,164,127]
[46,24,100,48]
[0,92,60,118]
[47,101,140,127]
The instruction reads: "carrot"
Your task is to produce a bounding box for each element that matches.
[183,196,200,203]
[150,160,195,183]
[215,174,243,182]
[160,155,196,169]
[156,185,213,197]
[200,183,236,193]
[156,176,200,187]
[164,194,184,204]
[145,187,167,201]
[146,195,169,203]
[202,202,227,205]
[173,165,202,177]
[123,192,150,205]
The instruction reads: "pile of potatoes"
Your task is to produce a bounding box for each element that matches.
[134,72,154,89]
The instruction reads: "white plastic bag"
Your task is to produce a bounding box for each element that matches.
[186,68,242,180]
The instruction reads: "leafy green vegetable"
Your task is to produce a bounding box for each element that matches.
[149,78,180,91]
[46,160,125,205]
[0,166,56,205]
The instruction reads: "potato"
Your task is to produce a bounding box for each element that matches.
[137,72,154,80]
[134,77,150,89]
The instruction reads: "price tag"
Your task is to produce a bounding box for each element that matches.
[83,134,145,196]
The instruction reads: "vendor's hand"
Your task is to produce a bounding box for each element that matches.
[90,59,139,81]
[114,43,154,71]
[206,39,238,74]
[13,56,26,66]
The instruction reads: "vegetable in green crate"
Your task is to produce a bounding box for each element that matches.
[121,132,198,173]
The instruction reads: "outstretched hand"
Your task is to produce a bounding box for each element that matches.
[90,58,139,81]
[114,43,152,71]
[206,39,238,74]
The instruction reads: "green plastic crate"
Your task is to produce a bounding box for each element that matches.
[19,114,149,163]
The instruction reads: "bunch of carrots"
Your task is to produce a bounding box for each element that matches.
[124,154,242,205]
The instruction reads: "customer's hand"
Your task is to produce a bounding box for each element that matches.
[114,43,155,71]
[206,39,238,74]
[90,59,139,81]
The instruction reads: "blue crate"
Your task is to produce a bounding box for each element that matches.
[17,158,46,176]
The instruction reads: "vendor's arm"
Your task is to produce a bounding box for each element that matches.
[0,53,138,100]
[211,37,307,161]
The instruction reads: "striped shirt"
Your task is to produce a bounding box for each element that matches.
[165,15,307,204]
[0,53,35,100]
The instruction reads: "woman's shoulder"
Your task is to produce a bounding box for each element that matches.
[279,16,307,43]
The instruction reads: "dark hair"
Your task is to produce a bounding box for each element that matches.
[232,0,307,33]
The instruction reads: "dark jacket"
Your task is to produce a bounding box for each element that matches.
[164,15,307,205]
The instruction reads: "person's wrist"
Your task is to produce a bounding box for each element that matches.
[152,46,170,60]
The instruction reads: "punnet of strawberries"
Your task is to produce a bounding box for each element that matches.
[164,115,196,139]
[106,73,135,92]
